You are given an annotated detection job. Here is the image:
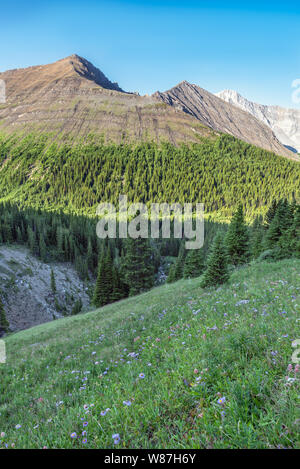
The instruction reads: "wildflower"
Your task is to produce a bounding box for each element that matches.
[82,431,87,436]
[123,400,132,406]
[83,422,88,427]
[1,432,5,438]
[194,369,199,374]
[139,373,145,379]
[287,364,293,371]
[70,432,77,439]
[82,439,87,444]
[100,408,110,416]
[112,433,120,445]
[217,397,226,405]
[15,424,22,429]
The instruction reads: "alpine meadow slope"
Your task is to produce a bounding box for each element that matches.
[0,259,299,448]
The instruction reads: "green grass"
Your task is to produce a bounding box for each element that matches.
[0,259,299,449]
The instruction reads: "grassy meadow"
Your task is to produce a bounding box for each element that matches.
[0,258,299,449]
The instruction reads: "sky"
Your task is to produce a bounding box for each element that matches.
[1,0,300,107]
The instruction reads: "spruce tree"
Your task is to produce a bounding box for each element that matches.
[111,266,127,301]
[93,247,115,307]
[50,269,57,294]
[39,234,47,262]
[173,243,186,281]
[122,238,154,296]
[166,263,176,283]
[71,298,83,315]
[250,216,264,259]
[93,253,106,307]
[0,297,9,333]
[225,204,249,265]
[201,233,229,287]
[265,200,278,228]
[183,248,204,278]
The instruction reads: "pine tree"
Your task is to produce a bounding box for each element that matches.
[250,216,264,259]
[50,269,56,294]
[265,200,278,228]
[39,234,47,262]
[0,297,9,333]
[111,266,127,301]
[93,248,114,306]
[93,253,106,307]
[166,262,176,283]
[183,248,204,278]
[71,298,83,315]
[201,233,229,287]
[122,238,154,296]
[225,204,249,265]
[172,243,186,281]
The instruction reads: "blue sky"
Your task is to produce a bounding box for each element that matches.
[1,0,300,107]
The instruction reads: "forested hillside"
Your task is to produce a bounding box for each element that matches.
[0,132,299,219]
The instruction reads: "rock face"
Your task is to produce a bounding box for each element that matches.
[216,89,300,154]
[0,55,297,159]
[0,246,91,332]
[0,55,214,145]
[153,81,295,159]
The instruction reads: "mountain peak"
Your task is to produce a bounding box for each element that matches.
[0,55,124,94]
[216,89,300,153]
[53,54,124,92]
[153,81,295,159]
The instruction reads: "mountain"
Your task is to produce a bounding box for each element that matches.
[153,81,296,160]
[216,89,300,154]
[0,55,297,159]
[0,55,214,144]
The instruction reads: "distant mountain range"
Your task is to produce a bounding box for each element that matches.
[153,81,293,158]
[216,89,300,154]
[0,55,297,160]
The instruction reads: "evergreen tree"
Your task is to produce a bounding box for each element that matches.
[93,248,114,306]
[264,209,283,250]
[39,234,47,262]
[183,248,204,278]
[111,266,127,301]
[225,204,249,265]
[201,234,229,287]
[50,269,56,294]
[250,216,264,259]
[166,262,176,283]
[122,238,154,296]
[172,243,186,281]
[0,297,9,333]
[71,298,83,315]
[93,253,106,307]
[265,200,278,228]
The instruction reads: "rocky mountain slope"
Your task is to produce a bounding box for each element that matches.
[0,245,91,331]
[153,81,295,159]
[0,55,213,145]
[216,89,300,154]
[0,55,297,158]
